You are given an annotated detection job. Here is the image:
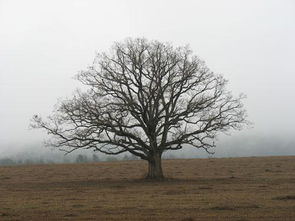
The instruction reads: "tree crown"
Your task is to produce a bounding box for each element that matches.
[32,38,248,160]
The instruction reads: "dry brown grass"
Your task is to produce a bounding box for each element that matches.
[1,156,295,220]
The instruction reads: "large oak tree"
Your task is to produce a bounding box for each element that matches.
[32,38,248,179]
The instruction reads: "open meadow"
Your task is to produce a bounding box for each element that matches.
[1,156,295,220]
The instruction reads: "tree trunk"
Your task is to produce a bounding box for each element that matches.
[146,153,164,179]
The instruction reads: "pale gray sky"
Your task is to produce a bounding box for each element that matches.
[0,0,295,155]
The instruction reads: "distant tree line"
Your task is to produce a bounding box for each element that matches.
[0,153,144,166]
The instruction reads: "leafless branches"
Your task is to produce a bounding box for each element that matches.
[32,38,248,162]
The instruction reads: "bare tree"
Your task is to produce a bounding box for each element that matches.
[32,38,248,179]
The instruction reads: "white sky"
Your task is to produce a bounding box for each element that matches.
[0,0,295,153]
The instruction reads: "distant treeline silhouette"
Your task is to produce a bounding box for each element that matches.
[0,153,145,166]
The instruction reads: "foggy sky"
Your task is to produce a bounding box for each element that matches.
[1,0,295,156]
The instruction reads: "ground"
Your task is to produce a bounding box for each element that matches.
[1,156,295,220]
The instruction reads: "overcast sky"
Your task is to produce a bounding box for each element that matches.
[0,0,294,155]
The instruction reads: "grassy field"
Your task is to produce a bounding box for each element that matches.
[1,156,295,220]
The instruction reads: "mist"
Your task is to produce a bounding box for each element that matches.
[1,0,295,161]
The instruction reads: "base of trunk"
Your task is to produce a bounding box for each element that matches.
[146,154,164,179]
